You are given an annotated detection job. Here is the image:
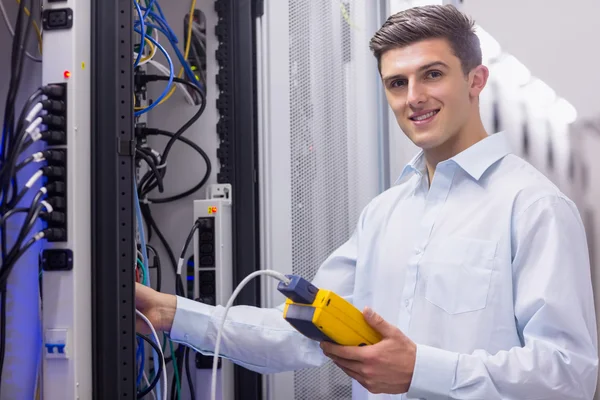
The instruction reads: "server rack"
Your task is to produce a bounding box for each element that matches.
[90,0,263,399]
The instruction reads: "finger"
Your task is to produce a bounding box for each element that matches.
[327,353,362,375]
[363,307,396,338]
[320,342,365,361]
[335,362,367,387]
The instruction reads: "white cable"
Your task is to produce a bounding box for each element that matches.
[30,129,42,142]
[25,103,43,123]
[211,270,291,400]
[26,116,43,134]
[142,371,157,400]
[32,152,44,162]
[40,201,53,213]
[136,310,167,400]
[25,170,43,188]
[133,28,159,66]
[176,257,185,275]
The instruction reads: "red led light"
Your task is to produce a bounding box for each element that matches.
[63,70,71,79]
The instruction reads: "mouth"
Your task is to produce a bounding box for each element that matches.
[409,109,440,125]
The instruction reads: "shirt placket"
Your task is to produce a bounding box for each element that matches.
[397,164,456,332]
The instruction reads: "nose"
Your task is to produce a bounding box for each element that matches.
[407,81,427,107]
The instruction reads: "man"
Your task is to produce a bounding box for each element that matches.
[136,4,599,399]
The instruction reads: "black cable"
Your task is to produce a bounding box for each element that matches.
[140,204,184,296]
[15,89,42,137]
[145,244,162,293]
[170,345,185,400]
[136,333,164,399]
[139,75,205,160]
[184,347,196,400]
[136,76,206,197]
[136,147,164,193]
[0,289,6,390]
[180,219,200,265]
[139,129,211,203]
[0,0,37,387]
[0,210,45,287]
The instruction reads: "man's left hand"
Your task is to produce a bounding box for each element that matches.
[320,307,417,394]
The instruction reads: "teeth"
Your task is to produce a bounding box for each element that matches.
[413,111,437,121]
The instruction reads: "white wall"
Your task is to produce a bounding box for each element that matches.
[462,0,600,121]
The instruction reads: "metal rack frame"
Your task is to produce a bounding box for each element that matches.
[91,0,136,398]
[215,0,263,398]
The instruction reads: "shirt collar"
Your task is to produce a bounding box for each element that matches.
[395,151,427,184]
[394,132,512,184]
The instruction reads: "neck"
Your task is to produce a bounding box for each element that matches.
[424,112,488,185]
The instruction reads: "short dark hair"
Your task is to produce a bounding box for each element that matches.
[369,5,482,75]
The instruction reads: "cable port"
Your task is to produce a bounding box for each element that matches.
[42,83,67,145]
[42,166,66,179]
[41,99,66,114]
[42,84,66,99]
[41,131,66,145]
[41,211,66,225]
[42,115,65,129]
[42,149,66,165]
[42,8,73,30]
[44,228,67,242]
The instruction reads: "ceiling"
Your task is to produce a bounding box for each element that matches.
[463,0,600,120]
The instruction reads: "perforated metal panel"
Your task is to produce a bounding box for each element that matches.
[288,1,378,398]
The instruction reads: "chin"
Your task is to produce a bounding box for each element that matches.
[405,129,445,150]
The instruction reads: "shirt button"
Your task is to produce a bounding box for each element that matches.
[184,334,189,340]
[405,299,410,307]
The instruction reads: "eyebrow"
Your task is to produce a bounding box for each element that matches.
[382,61,449,83]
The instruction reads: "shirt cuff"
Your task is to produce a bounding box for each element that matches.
[406,344,458,400]
[169,296,212,349]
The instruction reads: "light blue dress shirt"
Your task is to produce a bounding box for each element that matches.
[171,132,598,399]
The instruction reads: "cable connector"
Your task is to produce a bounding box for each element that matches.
[42,149,66,165]
[41,211,66,225]
[41,131,66,145]
[41,99,66,114]
[46,181,66,195]
[42,166,66,179]
[47,197,66,210]
[41,115,65,129]
[43,228,67,241]
[42,84,66,99]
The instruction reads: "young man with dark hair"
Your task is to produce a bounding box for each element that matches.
[136,5,598,399]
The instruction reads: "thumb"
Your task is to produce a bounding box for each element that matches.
[363,307,396,337]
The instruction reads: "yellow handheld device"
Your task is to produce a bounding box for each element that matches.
[277,275,382,346]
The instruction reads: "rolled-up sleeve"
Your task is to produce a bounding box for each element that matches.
[407,195,598,399]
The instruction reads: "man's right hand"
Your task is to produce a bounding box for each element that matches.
[135,282,177,334]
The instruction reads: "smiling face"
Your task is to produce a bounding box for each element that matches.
[381,38,489,162]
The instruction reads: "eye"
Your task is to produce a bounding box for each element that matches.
[426,70,443,79]
[390,79,407,88]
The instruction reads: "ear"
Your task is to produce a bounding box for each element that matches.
[469,65,489,98]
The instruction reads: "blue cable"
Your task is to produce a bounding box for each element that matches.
[133,183,160,399]
[142,0,158,20]
[133,181,150,286]
[135,19,202,89]
[133,0,146,68]
[133,29,174,117]
[136,337,145,387]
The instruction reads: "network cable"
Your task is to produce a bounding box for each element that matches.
[211,271,293,400]
[131,2,207,397]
